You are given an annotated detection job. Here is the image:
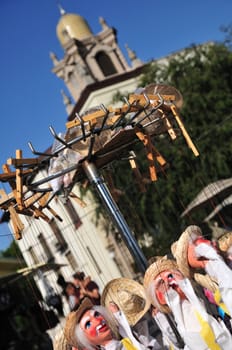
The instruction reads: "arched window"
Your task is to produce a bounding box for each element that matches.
[95,51,117,76]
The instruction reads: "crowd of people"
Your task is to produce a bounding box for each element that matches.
[57,271,101,312]
[54,225,232,350]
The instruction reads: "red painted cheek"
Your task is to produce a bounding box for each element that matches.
[188,243,208,268]
[87,327,97,337]
[156,290,166,304]
[86,316,105,338]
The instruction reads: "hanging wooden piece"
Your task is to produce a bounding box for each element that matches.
[31,204,50,222]
[36,192,62,221]
[170,105,199,156]
[69,192,87,208]
[136,131,167,181]
[103,170,124,202]
[0,189,24,240]
[128,156,146,193]
[8,205,24,240]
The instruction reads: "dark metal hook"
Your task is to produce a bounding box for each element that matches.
[98,104,109,134]
[111,97,132,130]
[125,93,151,126]
[28,142,53,158]
[49,126,69,147]
[133,93,163,127]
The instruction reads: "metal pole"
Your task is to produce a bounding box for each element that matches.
[82,160,148,274]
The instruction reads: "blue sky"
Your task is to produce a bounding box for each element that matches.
[0,0,231,251]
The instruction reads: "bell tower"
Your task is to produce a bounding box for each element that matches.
[50,6,142,103]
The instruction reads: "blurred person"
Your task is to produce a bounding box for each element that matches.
[65,282,81,311]
[73,271,101,305]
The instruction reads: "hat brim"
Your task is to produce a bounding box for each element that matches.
[101,278,150,326]
[172,225,202,278]
[53,330,72,350]
[64,297,93,348]
[218,231,232,252]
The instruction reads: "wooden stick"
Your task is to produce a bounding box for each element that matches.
[15,150,24,210]
[171,105,199,157]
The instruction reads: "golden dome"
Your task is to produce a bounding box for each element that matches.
[56,11,92,46]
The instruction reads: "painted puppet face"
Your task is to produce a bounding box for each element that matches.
[79,309,112,346]
[154,269,186,304]
[187,236,215,269]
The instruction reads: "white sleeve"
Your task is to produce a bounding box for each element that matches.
[205,260,232,316]
[195,243,220,260]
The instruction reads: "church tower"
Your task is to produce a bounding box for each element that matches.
[50,6,144,113]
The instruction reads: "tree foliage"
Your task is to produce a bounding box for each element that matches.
[1,239,24,260]
[102,39,232,259]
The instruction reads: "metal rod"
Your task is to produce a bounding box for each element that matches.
[28,163,79,188]
[82,160,148,274]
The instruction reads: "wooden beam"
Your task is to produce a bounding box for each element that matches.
[7,157,41,167]
[8,206,24,240]
[66,93,175,130]
[0,169,33,182]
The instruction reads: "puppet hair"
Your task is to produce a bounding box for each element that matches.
[147,279,171,314]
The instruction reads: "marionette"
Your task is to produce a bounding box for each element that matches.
[172,225,232,319]
[143,255,232,350]
[101,277,162,350]
[64,297,144,350]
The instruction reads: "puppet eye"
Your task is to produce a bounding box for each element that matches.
[156,278,165,287]
[94,311,101,318]
[168,273,173,279]
[85,320,91,329]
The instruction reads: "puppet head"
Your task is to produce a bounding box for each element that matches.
[171,225,218,292]
[143,256,185,313]
[64,298,119,350]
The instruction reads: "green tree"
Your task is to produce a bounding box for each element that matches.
[1,239,24,260]
[102,39,232,259]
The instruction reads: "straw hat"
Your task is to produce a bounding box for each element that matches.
[194,272,218,293]
[101,278,151,326]
[143,256,178,290]
[218,231,232,252]
[64,297,93,348]
[171,225,202,278]
[53,330,72,350]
